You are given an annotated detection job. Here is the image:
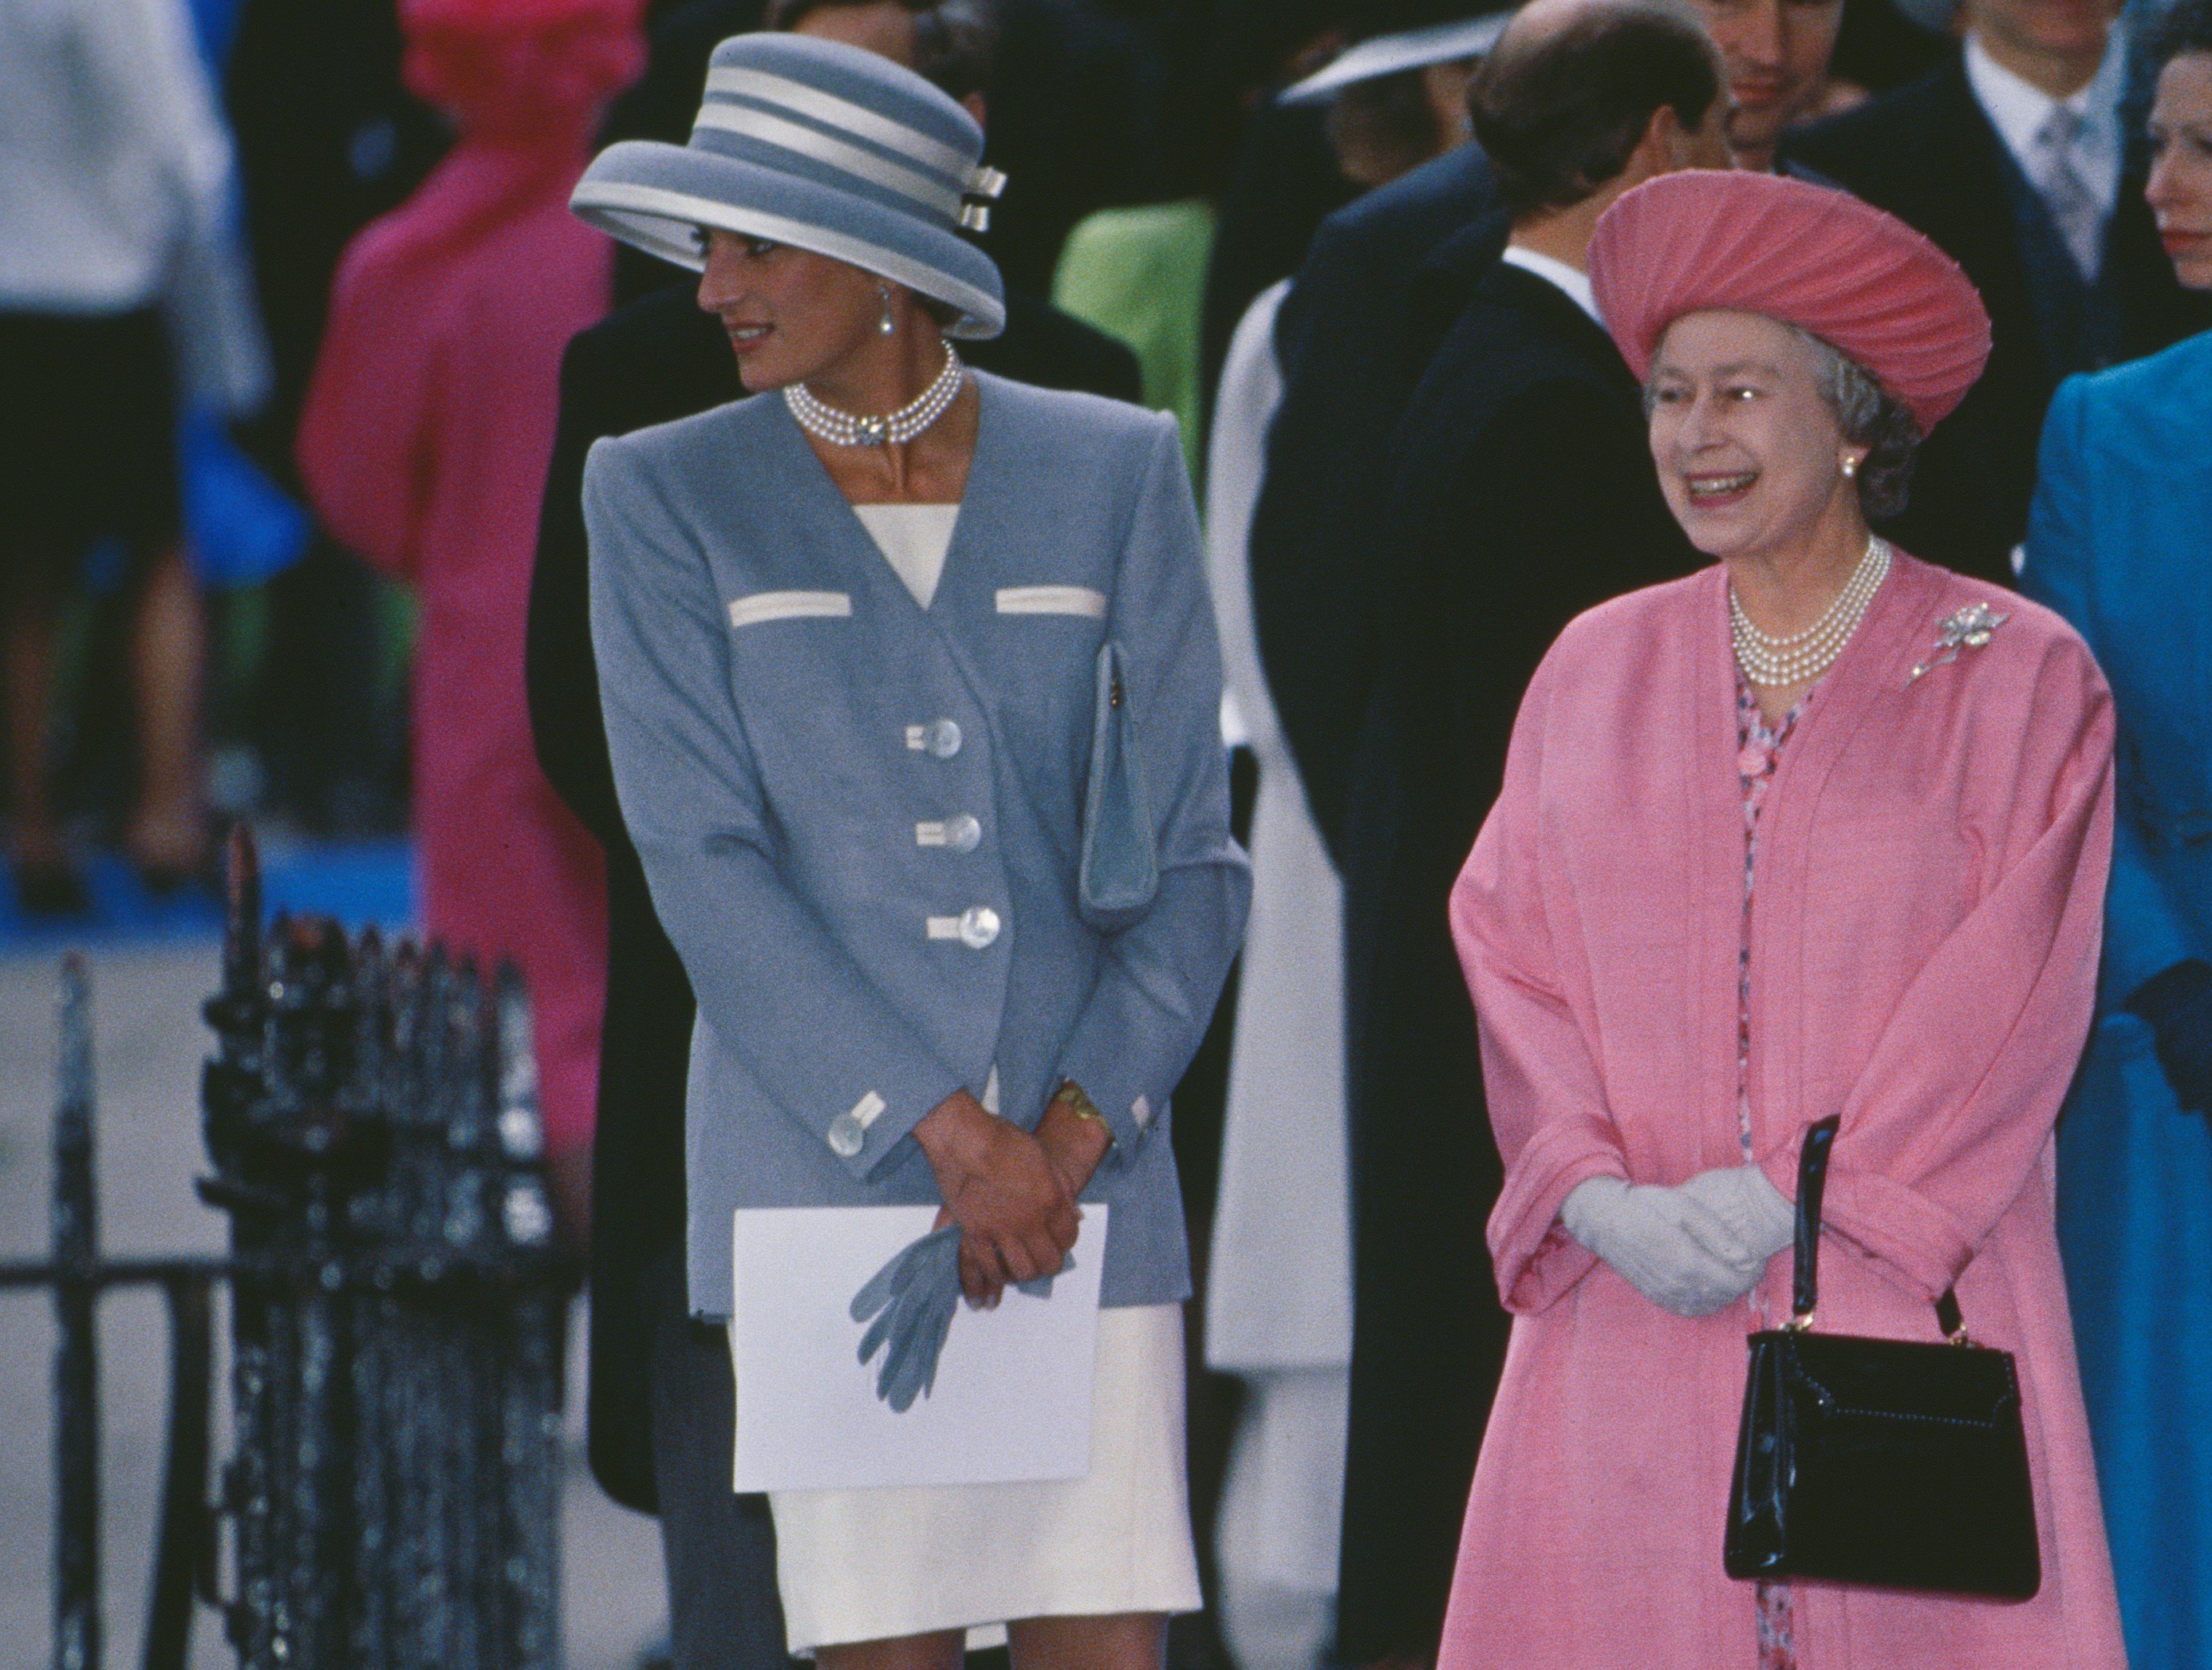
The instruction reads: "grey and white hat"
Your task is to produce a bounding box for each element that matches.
[570,33,1008,338]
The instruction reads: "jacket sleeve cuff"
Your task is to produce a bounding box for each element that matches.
[1487,1116,1628,1313]
[815,1060,967,1183]
[1050,863,1248,1171]
[1815,1167,1976,1301]
[1751,1132,1970,1302]
[1047,1047,1160,1171]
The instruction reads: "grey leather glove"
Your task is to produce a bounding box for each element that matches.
[1559,1175,1772,1317]
[852,1224,961,1411]
[851,1226,1073,1411]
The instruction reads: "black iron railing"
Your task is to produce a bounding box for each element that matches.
[0,953,221,1670]
[0,829,572,1670]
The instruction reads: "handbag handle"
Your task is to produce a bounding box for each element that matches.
[1786,1114,1968,1344]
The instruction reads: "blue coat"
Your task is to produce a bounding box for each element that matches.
[583,370,1250,1318]
[2021,328,2212,1670]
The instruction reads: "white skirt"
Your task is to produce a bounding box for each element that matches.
[763,1303,1202,1655]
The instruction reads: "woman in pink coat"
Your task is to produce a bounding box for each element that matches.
[1442,171,2127,1668]
[298,0,643,1243]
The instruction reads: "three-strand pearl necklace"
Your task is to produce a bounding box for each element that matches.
[1729,535,1891,689]
[785,345,965,448]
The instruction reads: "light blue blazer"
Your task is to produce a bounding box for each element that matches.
[583,371,1250,1317]
[2021,329,2212,1670]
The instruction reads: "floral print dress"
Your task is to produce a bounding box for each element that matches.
[1737,677,1813,1670]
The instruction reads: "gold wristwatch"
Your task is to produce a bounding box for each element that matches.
[1051,1079,1114,1147]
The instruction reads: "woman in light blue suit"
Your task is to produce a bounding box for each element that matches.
[2021,9,2212,1664]
[570,33,1248,1670]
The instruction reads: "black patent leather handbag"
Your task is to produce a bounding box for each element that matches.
[1723,1115,2041,1599]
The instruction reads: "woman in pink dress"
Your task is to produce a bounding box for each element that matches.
[298,0,644,1244]
[1441,170,2127,1668]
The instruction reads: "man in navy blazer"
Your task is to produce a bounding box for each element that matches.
[1246,131,1500,864]
[1780,0,2212,582]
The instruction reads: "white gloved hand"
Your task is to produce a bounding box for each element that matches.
[1676,1163,1795,1271]
[1559,1175,1772,1317]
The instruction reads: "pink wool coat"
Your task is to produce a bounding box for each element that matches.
[298,136,610,1156]
[1444,552,2126,1668]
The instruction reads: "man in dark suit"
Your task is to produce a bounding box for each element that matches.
[1197,93,1359,439]
[1332,2,1721,1659]
[526,6,1138,1667]
[1245,66,1504,862]
[1782,0,2212,582]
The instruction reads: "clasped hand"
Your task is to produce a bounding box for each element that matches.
[1560,1165,1794,1317]
[913,1087,1110,1306]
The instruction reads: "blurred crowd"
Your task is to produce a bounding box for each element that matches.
[5,0,2211,1664]
[0,0,1276,904]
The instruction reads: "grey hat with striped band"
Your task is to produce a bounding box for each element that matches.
[570,33,1008,338]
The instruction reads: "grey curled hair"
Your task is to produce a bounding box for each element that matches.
[1793,326,1923,521]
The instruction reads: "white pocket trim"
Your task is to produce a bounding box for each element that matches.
[728,590,852,629]
[995,585,1107,619]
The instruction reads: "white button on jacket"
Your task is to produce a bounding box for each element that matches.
[906,719,963,757]
[916,814,982,851]
[925,906,1000,946]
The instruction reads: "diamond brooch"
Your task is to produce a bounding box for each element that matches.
[1907,601,2010,685]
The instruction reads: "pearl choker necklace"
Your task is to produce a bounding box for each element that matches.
[1730,535,1891,689]
[785,347,965,448]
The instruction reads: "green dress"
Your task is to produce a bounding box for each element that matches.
[1051,199,1216,488]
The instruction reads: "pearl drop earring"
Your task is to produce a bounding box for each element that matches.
[877,282,896,337]
[1841,456,1859,479]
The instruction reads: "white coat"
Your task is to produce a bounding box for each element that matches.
[1201,280,1352,1670]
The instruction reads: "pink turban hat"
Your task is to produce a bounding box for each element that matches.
[1587,170,1993,433]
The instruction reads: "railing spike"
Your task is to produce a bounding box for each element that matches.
[53,954,99,1670]
[223,823,261,992]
